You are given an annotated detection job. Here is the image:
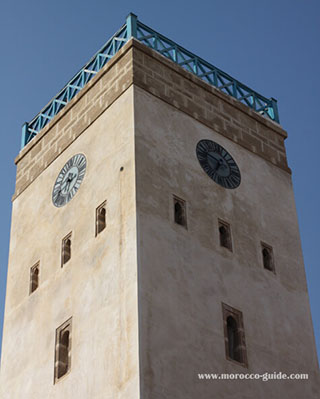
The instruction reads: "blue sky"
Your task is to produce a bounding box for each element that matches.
[0,0,319,364]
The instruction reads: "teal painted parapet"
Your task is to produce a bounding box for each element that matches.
[21,13,279,149]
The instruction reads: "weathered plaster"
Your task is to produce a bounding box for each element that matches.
[1,38,318,399]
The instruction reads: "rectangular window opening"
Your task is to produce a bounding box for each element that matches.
[218,220,232,251]
[96,201,107,236]
[261,242,275,273]
[222,303,248,367]
[54,318,72,383]
[61,233,72,267]
[173,196,187,228]
[29,262,40,294]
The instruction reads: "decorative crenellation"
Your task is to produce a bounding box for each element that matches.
[14,39,290,200]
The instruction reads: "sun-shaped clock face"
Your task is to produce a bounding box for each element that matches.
[196,140,241,189]
[52,154,87,207]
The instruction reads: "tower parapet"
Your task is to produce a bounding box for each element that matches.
[21,13,279,149]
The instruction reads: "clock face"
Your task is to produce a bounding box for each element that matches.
[196,140,241,189]
[52,154,87,207]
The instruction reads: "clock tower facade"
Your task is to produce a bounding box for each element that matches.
[1,16,319,399]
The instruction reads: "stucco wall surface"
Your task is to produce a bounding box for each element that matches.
[1,38,319,399]
[134,86,319,399]
[0,87,139,399]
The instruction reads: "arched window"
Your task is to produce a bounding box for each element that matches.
[96,201,107,236]
[55,319,72,382]
[227,316,241,362]
[30,262,40,294]
[261,243,275,272]
[173,196,187,228]
[219,221,232,250]
[222,303,247,367]
[58,330,70,378]
[175,202,183,224]
[61,233,72,267]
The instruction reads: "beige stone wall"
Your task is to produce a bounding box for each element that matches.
[134,85,319,398]
[2,37,318,399]
[14,39,289,201]
[1,87,140,399]
[14,42,134,199]
[131,40,289,173]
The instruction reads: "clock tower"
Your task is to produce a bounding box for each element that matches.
[1,14,319,399]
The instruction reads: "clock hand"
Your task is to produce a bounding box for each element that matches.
[207,154,226,173]
[61,178,69,190]
[217,159,226,170]
[207,153,217,162]
[207,153,220,172]
[66,180,71,192]
[67,173,74,182]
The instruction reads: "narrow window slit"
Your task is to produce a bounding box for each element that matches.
[96,201,107,236]
[30,262,40,294]
[219,220,232,251]
[222,303,247,367]
[227,316,241,362]
[61,233,72,267]
[261,243,275,272]
[173,196,187,228]
[54,318,72,382]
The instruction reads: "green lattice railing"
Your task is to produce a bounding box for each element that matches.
[21,13,279,149]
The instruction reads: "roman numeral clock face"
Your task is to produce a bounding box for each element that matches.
[52,154,87,207]
[196,140,241,189]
